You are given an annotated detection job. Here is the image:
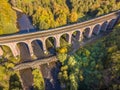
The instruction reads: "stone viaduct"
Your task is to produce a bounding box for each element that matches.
[0,10,120,58]
[0,10,120,90]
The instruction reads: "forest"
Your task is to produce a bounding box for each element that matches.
[10,0,120,30]
[0,0,120,90]
[0,0,18,35]
[58,22,120,90]
[1,0,120,35]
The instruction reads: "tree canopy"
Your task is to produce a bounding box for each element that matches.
[10,0,120,30]
[0,0,18,35]
[58,23,120,90]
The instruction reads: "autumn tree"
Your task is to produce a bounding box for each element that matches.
[0,0,18,35]
[32,6,55,30]
[69,12,78,23]
[32,68,45,90]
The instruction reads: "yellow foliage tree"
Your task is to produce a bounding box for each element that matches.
[32,68,45,90]
[0,0,18,35]
[58,47,68,54]
[69,12,78,23]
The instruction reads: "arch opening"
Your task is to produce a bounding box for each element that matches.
[93,24,101,35]
[83,27,91,39]
[0,45,12,57]
[0,46,3,56]
[17,42,31,62]
[107,19,116,30]
[60,33,69,47]
[31,40,44,59]
[72,31,80,40]
[9,73,22,90]
[45,37,56,55]
[101,21,108,31]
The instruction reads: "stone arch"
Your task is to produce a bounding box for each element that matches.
[31,39,44,58]
[45,37,56,55]
[72,30,80,40]
[60,33,70,47]
[1,43,20,57]
[17,42,31,62]
[101,21,108,31]
[0,46,3,56]
[83,27,91,38]
[0,45,12,57]
[107,19,117,30]
[92,24,101,35]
